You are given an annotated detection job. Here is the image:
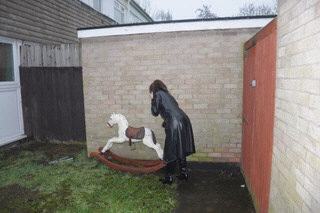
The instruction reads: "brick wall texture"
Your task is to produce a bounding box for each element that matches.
[269,0,320,212]
[81,28,260,161]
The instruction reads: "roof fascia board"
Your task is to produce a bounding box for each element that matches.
[78,17,274,38]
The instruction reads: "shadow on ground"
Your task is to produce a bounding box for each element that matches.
[175,162,255,213]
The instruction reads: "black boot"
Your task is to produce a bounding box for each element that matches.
[176,158,188,182]
[159,161,176,185]
[176,167,188,181]
[160,175,173,185]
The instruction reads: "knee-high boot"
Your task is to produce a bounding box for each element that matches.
[176,158,188,182]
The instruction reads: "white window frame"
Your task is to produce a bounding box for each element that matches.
[114,1,126,23]
[0,36,21,89]
[0,35,25,146]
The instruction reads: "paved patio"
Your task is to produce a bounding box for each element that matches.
[174,162,255,213]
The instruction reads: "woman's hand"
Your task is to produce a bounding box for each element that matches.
[149,92,153,99]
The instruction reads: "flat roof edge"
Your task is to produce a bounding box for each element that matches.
[78,16,276,39]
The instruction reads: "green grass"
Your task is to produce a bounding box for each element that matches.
[0,143,177,213]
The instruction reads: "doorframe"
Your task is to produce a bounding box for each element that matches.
[0,35,26,146]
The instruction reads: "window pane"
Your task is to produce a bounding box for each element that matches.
[114,9,121,23]
[114,1,125,23]
[93,0,101,11]
[114,8,124,23]
[0,43,14,82]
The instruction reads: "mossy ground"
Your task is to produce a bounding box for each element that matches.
[0,141,177,213]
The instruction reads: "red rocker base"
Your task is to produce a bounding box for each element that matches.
[89,147,166,174]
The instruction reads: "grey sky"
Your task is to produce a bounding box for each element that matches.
[143,0,277,19]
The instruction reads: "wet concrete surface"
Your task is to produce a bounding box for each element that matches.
[175,162,255,213]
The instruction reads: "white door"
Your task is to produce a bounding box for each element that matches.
[0,36,25,146]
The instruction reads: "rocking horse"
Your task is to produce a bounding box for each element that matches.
[89,113,165,173]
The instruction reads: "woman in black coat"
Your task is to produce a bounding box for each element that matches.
[149,80,195,184]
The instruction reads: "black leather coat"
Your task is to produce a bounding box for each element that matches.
[151,90,195,164]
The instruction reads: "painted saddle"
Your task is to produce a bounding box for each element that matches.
[125,126,145,146]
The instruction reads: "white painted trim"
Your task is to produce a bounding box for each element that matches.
[16,40,25,135]
[78,18,274,38]
[0,36,20,87]
[0,35,18,43]
[0,135,27,147]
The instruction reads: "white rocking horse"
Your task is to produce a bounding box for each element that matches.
[101,113,163,160]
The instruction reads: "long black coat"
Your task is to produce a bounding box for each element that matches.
[151,90,195,164]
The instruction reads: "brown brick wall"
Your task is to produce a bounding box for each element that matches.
[81,28,260,161]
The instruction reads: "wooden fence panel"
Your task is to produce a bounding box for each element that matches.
[21,43,81,67]
[241,18,277,213]
[20,67,86,142]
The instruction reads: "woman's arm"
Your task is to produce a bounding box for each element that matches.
[151,92,161,116]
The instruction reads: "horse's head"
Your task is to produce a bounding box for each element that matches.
[107,113,127,128]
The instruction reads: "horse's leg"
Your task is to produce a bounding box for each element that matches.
[101,137,126,153]
[142,136,163,160]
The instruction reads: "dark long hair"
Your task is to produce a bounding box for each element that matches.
[149,80,169,94]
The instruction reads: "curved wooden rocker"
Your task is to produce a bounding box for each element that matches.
[89,147,166,174]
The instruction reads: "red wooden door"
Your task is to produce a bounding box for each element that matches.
[242,41,256,182]
[241,18,277,213]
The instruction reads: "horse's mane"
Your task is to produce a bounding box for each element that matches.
[114,113,128,126]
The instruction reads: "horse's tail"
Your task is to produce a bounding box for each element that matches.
[151,130,157,145]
